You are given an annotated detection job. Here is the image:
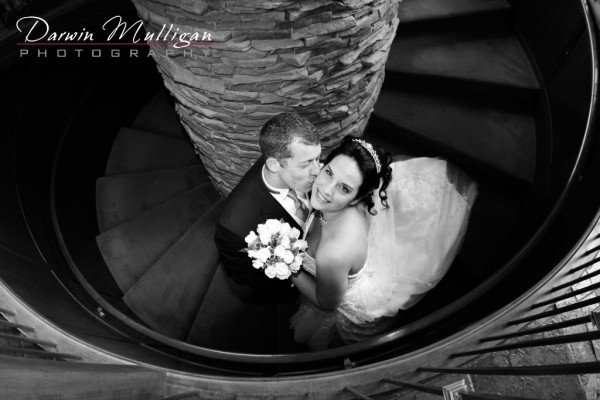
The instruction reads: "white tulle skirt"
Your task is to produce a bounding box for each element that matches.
[290,158,478,350]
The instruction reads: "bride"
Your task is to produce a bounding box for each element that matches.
[290,136,478,350]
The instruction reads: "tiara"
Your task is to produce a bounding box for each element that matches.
[352,138,381,173]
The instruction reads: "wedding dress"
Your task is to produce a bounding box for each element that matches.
[290,158,478,350]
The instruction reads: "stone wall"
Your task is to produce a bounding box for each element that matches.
[131,0,401,194]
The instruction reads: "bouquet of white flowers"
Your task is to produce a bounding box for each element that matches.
[245,219,308,280]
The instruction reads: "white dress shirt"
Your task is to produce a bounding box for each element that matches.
[261,165,311,228]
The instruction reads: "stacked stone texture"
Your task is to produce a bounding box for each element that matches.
[132,0,401,194]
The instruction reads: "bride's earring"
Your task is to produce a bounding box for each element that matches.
[349,201,357,206]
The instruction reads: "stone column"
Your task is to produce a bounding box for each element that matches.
[131,0,400,194]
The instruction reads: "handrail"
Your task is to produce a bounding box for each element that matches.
[46,0,600,369]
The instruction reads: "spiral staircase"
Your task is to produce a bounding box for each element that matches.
[2,0,600,398]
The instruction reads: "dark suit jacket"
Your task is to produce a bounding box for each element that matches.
[214,158,303,302]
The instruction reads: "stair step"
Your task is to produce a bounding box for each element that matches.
[186,264,281,353]
[0,345,81,360]
[96,185,220,293]
[96,164,211,232]
[0,332,57,348]
[0,319,35,332]
[372,88,536,183]
[131,88,186,139]
[105,127,198,176]
[387,24,539,91]
[399,0,510,25]
[124,201,224,339]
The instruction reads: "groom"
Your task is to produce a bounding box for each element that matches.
[214,113,321,303]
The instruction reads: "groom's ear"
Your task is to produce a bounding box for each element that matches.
[265,157,281,173]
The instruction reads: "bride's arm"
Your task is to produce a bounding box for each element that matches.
[291,245,350,312]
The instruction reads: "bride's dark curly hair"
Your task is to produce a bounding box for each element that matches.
[324,136,393,215]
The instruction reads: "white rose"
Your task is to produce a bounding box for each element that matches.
[252,259,264,269]
[279,222,291,236]
[283,250,294,264]
[290,262,301,273]
[289,228,301,240]
[293,239,308,251]
[256,224,272,244]
[255,247,271,263]
[244,231,258,245]
[290,255,303,272]
[275,262,291,280]
[259,231,272,245]
[273,245,286,259]
[265,219,282,234]
[247,249,257,259]
[280,236,291,249]
[256,223,267,235]
[265,265,277,279]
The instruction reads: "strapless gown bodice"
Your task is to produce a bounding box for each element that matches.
[302,253,364,288]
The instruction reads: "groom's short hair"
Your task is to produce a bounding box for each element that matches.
[259,113,319,160]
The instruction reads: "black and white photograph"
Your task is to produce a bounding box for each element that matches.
[1,0,600,398]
